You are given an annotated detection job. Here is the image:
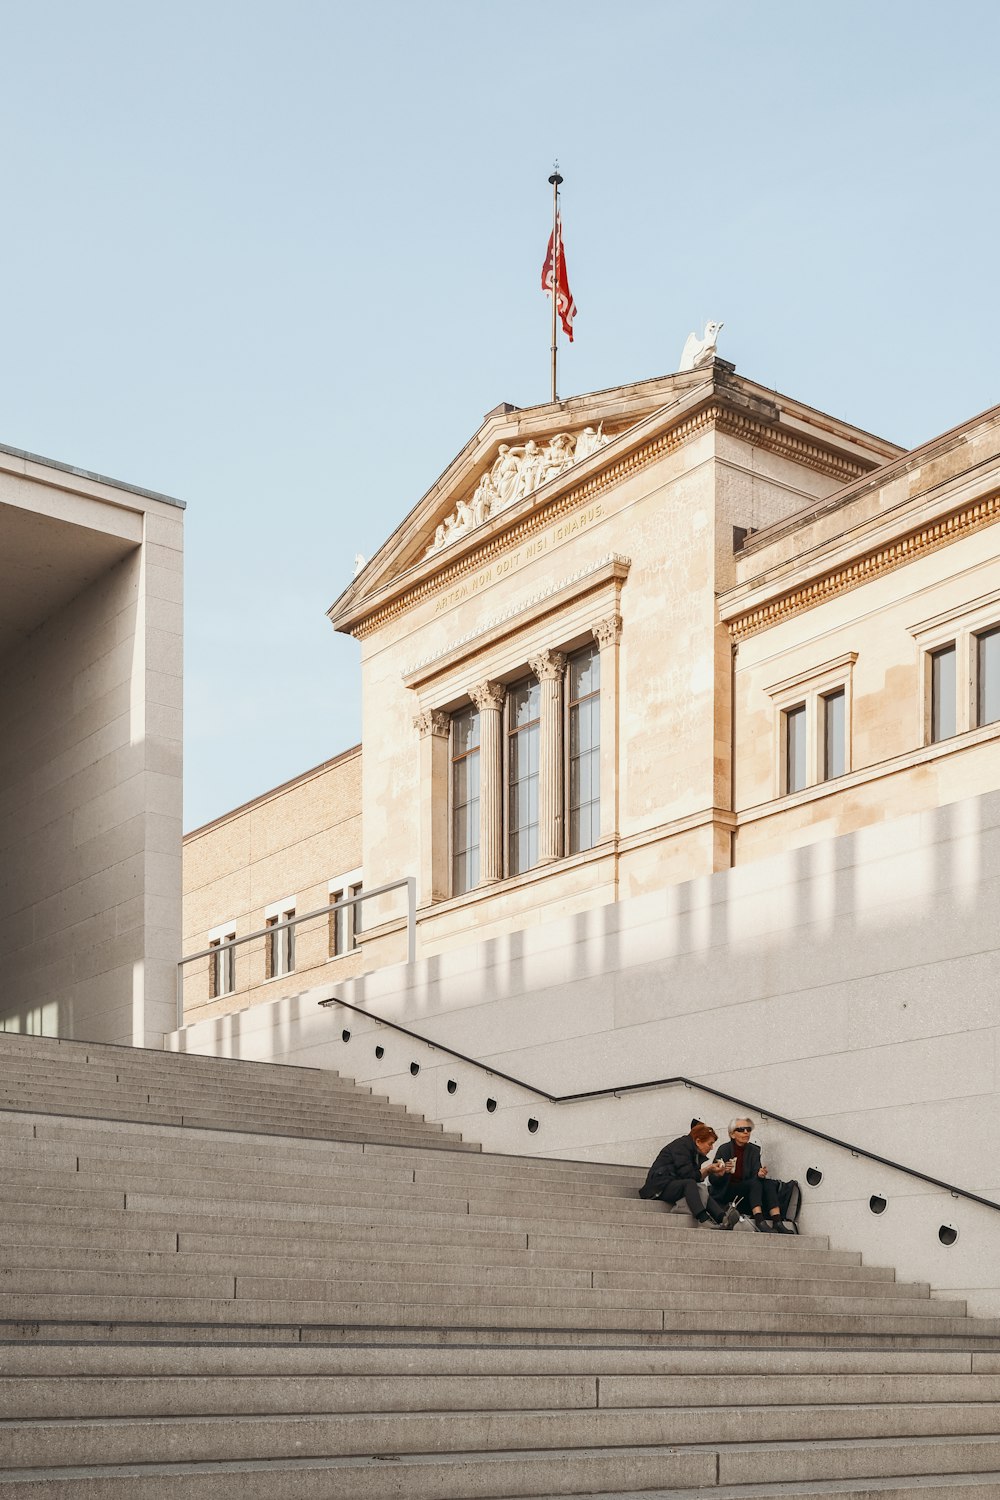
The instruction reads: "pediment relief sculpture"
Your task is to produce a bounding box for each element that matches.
[425,423,617,558]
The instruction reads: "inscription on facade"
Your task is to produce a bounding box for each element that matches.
[433,503,604,614]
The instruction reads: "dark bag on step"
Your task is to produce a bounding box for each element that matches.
[775,1178,801,1232]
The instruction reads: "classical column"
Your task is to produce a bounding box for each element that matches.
[591,614,623,843]
[413,709,451,904]
[528,649,567,864]
[468,680,506,883]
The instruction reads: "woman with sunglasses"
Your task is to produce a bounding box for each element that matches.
[708,1117,793,1232]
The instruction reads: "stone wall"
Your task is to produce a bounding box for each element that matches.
[181,745,363,1024]
[0,495,183,1045]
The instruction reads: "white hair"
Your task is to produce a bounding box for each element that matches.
[729,1116,755,1132]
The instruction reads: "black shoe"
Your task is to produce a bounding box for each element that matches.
[753,1216,772,1232]
[773,1219,797,1234]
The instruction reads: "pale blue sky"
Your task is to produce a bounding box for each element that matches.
[3,1,998,829]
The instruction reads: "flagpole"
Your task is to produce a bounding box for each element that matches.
[548,167,562,403]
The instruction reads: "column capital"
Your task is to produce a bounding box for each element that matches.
[527,649,567,682]
[591,614,623,649]
[413,708,450,739]
[468,679,506,713]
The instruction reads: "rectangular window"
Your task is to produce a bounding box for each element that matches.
[265,902,295,978]
[507,677,540,875]
[930,644,957,742]
[208,928,236,999]
[977,627,1000,727]
[784,704,807,793]
[329,873,364,956]
[452,706,481,896]
[822,689,846,781]
[568,644,600,853]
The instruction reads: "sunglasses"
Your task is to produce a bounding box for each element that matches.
[732,1126,752,1133]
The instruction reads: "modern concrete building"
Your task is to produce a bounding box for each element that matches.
[176,358,1000,1311]
[0,442,184,1046]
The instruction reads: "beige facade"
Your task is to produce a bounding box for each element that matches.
[175,361,1000,1312]
[181,746,363,1025]
[181,361,1000,1012]
[0,443,184,1046]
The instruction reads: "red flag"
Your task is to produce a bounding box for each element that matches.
[541,212,577,342]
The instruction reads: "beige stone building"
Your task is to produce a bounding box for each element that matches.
[176,356,1000,1313]
[182,357,1000,1013]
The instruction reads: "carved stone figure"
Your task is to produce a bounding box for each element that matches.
[423,422,621,556]
[539,433,574,486]
[574,424,607,461]
[352,554,366,578]
[679,320,724,372]
[515,440,544,502]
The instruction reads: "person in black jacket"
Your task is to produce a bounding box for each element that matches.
[708,1116,794,1232]
[639,1122,740,1229]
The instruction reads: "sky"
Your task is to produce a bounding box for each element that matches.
[3,1,999,831]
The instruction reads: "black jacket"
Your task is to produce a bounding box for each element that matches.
[639,1134,707,1199]
[710,1139,762,1186]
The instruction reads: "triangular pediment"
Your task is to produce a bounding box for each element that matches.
[328,358,903,636]
[328,366,720,633]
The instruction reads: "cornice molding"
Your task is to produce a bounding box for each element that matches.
[402,555,630,691]
[728,489,1000,642]
[349,404,871,641]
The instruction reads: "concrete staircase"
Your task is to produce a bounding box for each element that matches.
[1,1033,999,1497]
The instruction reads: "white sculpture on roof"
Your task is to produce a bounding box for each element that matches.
[679,320,724,372]
[425,424,614,557]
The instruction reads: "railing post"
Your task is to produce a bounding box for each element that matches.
[405,876,416,966]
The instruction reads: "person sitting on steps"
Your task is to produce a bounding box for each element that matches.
[638,1121,740,1229]
[708,1116,795,1232]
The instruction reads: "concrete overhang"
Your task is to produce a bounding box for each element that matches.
[0,441,185,659]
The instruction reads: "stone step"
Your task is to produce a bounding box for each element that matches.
[0,1194,843,1258]
[0,1264,943,1311]
[0,1293,986,1338]
[0,1057,379,1098]
[7,1370,1000,1421]
[6,1405,1000,1470]
[11,1116,643,1184]
[5,1139,644,1199]
[7,1320,998,1352]
[0,1146,644,1206]
[0,1110,475,1149]
[0,1343,983,1377]
[2,1454,1000,1500]
[0,1217,857,1288]
[0,1244,913,1300]
[0,1091,443,1132]
[0,1087,420,1127]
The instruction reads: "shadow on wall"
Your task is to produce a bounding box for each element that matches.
[332,789,998,1193]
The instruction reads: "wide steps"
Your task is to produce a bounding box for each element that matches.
[2,1032,1000,1495]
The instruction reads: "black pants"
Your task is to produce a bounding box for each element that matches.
[656,1178,719,1218]
[711,1175,779,1216]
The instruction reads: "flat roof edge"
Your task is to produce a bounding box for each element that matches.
[0,442,186,510]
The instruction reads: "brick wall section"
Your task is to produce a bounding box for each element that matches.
[181,746,363,1024]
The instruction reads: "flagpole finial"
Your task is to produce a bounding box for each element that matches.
[548,163,563,187]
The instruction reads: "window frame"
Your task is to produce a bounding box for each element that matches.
[328,869,364,958]
[207,920,237,999]
[565,642,601,855]
[450,705,482,897]
[263,895,297,980]
[911,590,1000,745]
[766,654,857,797]
[504,673,542,878]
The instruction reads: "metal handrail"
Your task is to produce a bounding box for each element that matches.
[319,993,1000,1216]
[177,877,416,1029]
